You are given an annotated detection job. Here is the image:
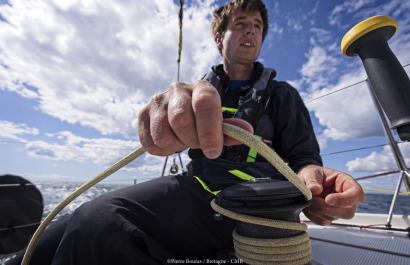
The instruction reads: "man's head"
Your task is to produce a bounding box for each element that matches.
[211,0,268,70]
[212,0,268,51]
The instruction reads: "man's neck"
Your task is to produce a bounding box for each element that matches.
[223,62,254,80]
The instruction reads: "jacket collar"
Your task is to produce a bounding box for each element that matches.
[211,62,266,93]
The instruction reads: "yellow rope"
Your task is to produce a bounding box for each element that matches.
[210,200,307,231]
[214,123,313,265]
[177,0,184,63]
[222,123,312,201]
[211,200,312,264]
[21,123,312,265]
[21,147,146,265]
[362,187,410,194]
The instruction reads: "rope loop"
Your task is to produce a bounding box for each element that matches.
[213,123,313,265]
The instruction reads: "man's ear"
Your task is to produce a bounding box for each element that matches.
[215,32,223,49]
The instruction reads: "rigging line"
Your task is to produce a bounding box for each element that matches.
[355,168,410,180]
[321,140,408,157]
[320,143,388,156]
[304,79,366,104]
[304,63,410,104]
[0,180,147,187]
[177,0,184,82]
[162,0,184,174]
[362,187,410,194]
[0,137,403,159]
[0,139,137,151]
[0,223,41,233]
[302,220,408,232]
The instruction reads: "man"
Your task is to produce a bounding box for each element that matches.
[9,0,365,264]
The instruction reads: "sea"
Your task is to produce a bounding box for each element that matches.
[34,181,409,217]
[1,181,409,264]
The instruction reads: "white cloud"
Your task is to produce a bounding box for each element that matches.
[285,1,318,32]
[346,142,410,172]
[25,131,141,168]
[0,0,219,139]
[300,0,410,147]
[299,46,339,92]
[0,120,39,141]
[329,0,375,27]
[0,120,191,177]
[306,71,384,144]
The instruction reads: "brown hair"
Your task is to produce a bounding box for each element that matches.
[211,0,269,41]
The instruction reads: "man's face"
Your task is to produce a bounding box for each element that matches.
[216,10,264,66]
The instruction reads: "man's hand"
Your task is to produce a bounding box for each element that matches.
[138,80,253,158]
[298,165,366,226]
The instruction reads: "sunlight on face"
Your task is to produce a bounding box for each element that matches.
[220,10,264,66]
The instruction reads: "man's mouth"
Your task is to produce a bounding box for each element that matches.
[241,41,254,47]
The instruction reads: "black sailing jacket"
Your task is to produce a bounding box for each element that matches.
[187,62,322,192]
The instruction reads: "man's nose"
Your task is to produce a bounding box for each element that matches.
[244,22,255,35]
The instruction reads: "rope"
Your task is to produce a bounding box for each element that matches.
[210,200,308,232]
[21,123,312,265]
[222,123,312,201]
[355,168,410,180]
[214,123,312,265]
[162,0,185,176]
[362,187,410,194]
[177,0,184,81]
[21,147,146,265]
[211,199,312,264]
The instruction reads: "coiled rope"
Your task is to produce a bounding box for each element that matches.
[214,123,313,265]
[21,123,312,265]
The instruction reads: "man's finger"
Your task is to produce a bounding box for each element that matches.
[325,184,366,207]
[192,80,223,159]
[305,196,357,223]
[298,165,325,196]
[149,93,187,153]
[168,82,200,149]
[138,105,172,156]
[303,197,335,226]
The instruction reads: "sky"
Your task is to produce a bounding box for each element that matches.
[0,0,409,194]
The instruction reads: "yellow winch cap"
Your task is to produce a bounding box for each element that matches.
[341,15,398,57]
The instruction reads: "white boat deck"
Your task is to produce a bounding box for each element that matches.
[301,213,410,265]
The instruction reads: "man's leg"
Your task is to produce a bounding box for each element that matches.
[7,174,236,265]
[6,214,71,265]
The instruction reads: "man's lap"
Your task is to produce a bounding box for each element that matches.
[8,175,236,265]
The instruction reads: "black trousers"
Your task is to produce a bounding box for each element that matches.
[8,175,237,265]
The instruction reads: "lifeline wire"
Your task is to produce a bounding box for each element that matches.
[21,123,311,265]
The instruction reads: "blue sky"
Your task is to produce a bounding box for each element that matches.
[0,0,409,193]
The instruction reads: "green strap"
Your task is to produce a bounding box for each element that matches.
[228,170,255,181]
[222,107,238,115]
[246,135,262,162]
[222,105,261,162]
[193,176,221,195]
[194,169,255,195]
